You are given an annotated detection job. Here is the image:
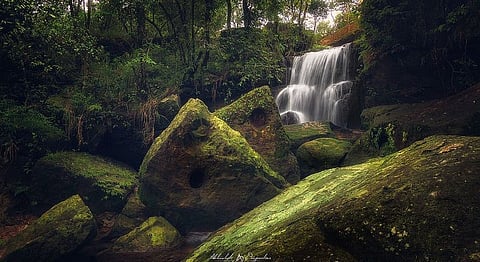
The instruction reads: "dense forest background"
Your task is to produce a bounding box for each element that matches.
[1,0,479,218]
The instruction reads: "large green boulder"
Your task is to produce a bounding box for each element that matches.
[1,195,96,261]
[214,86,300,183]
[188,135,480,261]
[139,98,287,232]
[29,152,138,214]
[283,121,334,149]
[346,83,480,165]
[111,216,182,252]
[296,138,352,177]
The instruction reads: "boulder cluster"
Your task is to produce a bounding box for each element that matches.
[0,86,300,260]
[1,84,479,261]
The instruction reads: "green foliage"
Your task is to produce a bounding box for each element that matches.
[308,0,329,19]
[204,28,286,102]
[334,7,360,29]
[0,100,66,172]
[0,0,101,104]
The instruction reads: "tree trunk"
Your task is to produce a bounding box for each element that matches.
[226,0,232,29]
[297,0,304,25]
[135,1,146,47]
[86,0,92,29]
[204,0,213,66]
[158,3,186,64]
[243,0,252,28]
[191,0,195,64]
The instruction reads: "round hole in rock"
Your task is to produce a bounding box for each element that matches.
[249,108,267,128]
[189,168,206,188]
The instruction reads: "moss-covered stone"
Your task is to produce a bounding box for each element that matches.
[110,189,147,238]
[283,121,334,149]
[346,83,480,165]
[188,135,480,261]
[296,138,352,177]
[139,98,287,232]
[1,195,95,261]
[29,152,138,214]
[214,86,300,183]
[111,216,182,252]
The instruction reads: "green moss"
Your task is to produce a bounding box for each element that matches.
[187,159,380,261]
[31,152,138,213]
[139,99,210,176]
[352,86,480,163]
[3,195,95,261]
[188,135,480,261]
[283,122,334,149]
[214,86,273,123]
[297,138,352,176]
[140,98,286,188]
[112,216,181,252]
[138,98,288,231]
[43,152,137,195]
[214,86,300,184]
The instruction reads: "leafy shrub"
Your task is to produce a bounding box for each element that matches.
[0,100,66,172]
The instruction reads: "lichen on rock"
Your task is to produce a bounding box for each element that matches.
[187,135,480,261]
[1,195,96,261]
[139,98,287,232]
[29,152,138,214]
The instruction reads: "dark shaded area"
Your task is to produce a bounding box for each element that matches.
[248,108,267,128]
[188,168,206,189]
[359,0,480,106]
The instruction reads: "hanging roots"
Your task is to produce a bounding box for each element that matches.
[137,98,161,145]
[1,141,18,164]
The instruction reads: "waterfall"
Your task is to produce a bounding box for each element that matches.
[276,43,353,127]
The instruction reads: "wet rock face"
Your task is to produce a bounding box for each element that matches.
[187,135,480,261]
[346,83,480,165]
[1,195,96,261]
[214,86,300,184]
[29,152,138,214]
[139,98,287,232]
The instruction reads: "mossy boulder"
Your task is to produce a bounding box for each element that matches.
[188,135,480,261]
[0,195,96,261]
[214,86,300,183]
[296,138,352,177]
[283,121,334,149]
[111,216,182,253]
[139,98,287,232]
[346,83,480,165]
[29,152,138,214]
[110,189,147,238]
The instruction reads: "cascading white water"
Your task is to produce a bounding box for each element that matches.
[276,43,353,127]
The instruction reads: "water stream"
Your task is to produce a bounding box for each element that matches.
[276,43,353,127]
